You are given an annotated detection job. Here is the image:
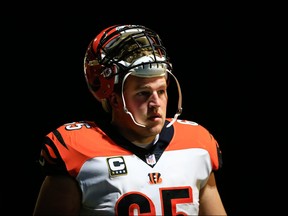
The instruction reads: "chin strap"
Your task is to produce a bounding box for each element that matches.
[121,72,146,127]
[121,70,183,128]
[165,70,182,128]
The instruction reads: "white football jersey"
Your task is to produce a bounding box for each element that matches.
[39,118,222,215]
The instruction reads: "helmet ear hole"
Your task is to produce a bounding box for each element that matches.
[91,76,101,92]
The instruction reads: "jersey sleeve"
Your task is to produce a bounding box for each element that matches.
[37,121,97,177]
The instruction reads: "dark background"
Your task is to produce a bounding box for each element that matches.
[3,3,283,215]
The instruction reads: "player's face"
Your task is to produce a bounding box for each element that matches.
[122,75,168,134]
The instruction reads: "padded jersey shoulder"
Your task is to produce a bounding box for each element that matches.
[166,118,223,170]
[38,120,129,177]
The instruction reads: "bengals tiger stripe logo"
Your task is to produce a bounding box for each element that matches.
[148,172,162,184]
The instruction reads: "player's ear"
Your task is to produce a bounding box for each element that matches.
[101,99,111,113]
[109,93,120,109]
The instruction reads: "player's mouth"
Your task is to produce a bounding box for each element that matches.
[148,113,162,121]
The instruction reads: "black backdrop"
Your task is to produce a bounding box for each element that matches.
[3,3,280,215]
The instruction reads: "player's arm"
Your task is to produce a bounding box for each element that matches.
[33,175,82,216]
[198,172,227,215]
